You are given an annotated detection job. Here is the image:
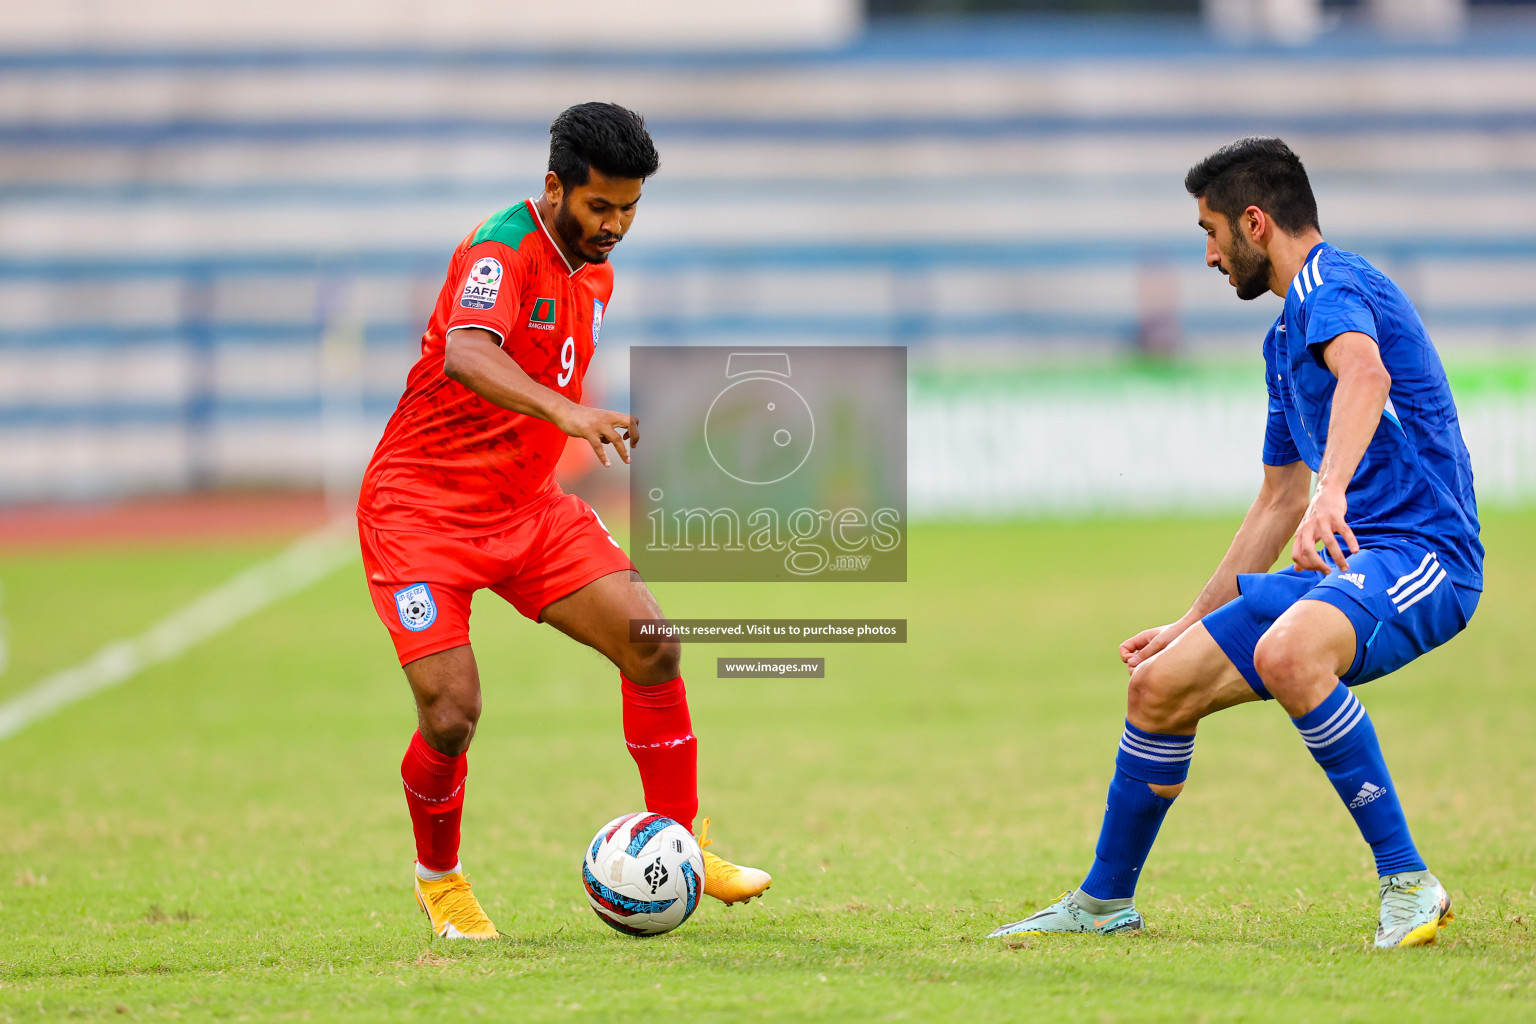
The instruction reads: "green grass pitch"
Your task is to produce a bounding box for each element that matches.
[1,514,1533,1022]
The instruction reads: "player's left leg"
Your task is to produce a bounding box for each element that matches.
[1255,598,1451,947]
[538,569,772,905]
[991,621,1257,937]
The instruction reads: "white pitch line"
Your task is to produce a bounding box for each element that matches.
[0,518,358,743]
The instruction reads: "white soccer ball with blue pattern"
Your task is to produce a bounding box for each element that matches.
[583,812,703,936]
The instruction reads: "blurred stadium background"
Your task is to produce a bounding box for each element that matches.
[4,6,1536,1018]
[2,0,1535,523]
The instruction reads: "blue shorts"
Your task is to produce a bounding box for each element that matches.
[1203,542,1479,700]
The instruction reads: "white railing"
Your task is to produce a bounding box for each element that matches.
[910,380,1536,516]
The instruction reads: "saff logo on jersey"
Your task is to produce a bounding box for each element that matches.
[459,257,503,310]
[592,299,605,346]
[394,583,437,632]
[528,297,558,330]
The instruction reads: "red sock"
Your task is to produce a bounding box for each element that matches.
[400,731,467,872]
[621,675,698,833]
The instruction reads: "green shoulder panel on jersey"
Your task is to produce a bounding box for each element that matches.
[470,202,538,249]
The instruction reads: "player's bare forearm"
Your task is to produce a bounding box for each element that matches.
[1189,460,1311,618]
[1294,331,1390,573]
[443,327,639,467]
[444,327,573,421]
[1121,459,1307,669]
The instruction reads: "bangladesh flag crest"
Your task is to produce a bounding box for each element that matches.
[529,297,557,330]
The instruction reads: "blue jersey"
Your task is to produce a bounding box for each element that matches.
[1262,242,1483,589]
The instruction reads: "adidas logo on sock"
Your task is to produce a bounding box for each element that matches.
[1340,572,1366,589]
[1349,781,1386,809]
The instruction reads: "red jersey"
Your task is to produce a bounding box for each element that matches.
[359,200,613,536]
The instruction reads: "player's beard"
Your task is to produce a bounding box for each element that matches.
[553,202,617,265]
[1224,232,1273,301]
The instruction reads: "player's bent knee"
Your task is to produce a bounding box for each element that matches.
[1126,658,1188,731]
[420,711,477,756]
[623,639,682,686]
[417,691,481,755]
[1253,631,1309,696]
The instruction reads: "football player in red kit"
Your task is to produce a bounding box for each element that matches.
[357,102,771,939]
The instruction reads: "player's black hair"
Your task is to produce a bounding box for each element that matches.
[1184,137,1320,235]
[548,102,660,189]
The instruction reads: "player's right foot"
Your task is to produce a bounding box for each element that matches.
[696,818,772,905]
[1375,871,1453,948]
[414,865,498,940]
[988,890,1144,938]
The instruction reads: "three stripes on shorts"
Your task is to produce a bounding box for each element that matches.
[1387,551,1445,613]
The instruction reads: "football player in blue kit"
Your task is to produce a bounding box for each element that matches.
[990,137,1482,948]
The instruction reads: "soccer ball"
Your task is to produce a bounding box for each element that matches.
[583,812,704,936]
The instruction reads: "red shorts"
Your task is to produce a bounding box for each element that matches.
[359,492,634,666]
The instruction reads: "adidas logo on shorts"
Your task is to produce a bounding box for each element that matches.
[1340,572,1366,589]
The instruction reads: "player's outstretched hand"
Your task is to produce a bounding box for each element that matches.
[554,403,639,468]
[1292,486,1357,574]
[1120,615,1193,673]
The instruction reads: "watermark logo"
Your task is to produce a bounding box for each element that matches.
[704,353,815,485]
[630,346,906,582]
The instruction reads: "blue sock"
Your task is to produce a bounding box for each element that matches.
[1079,722,1193,902]
[1292,682,1425,877]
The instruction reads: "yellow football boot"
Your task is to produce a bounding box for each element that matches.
[696,818,772,905]
[414,866,498,940]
